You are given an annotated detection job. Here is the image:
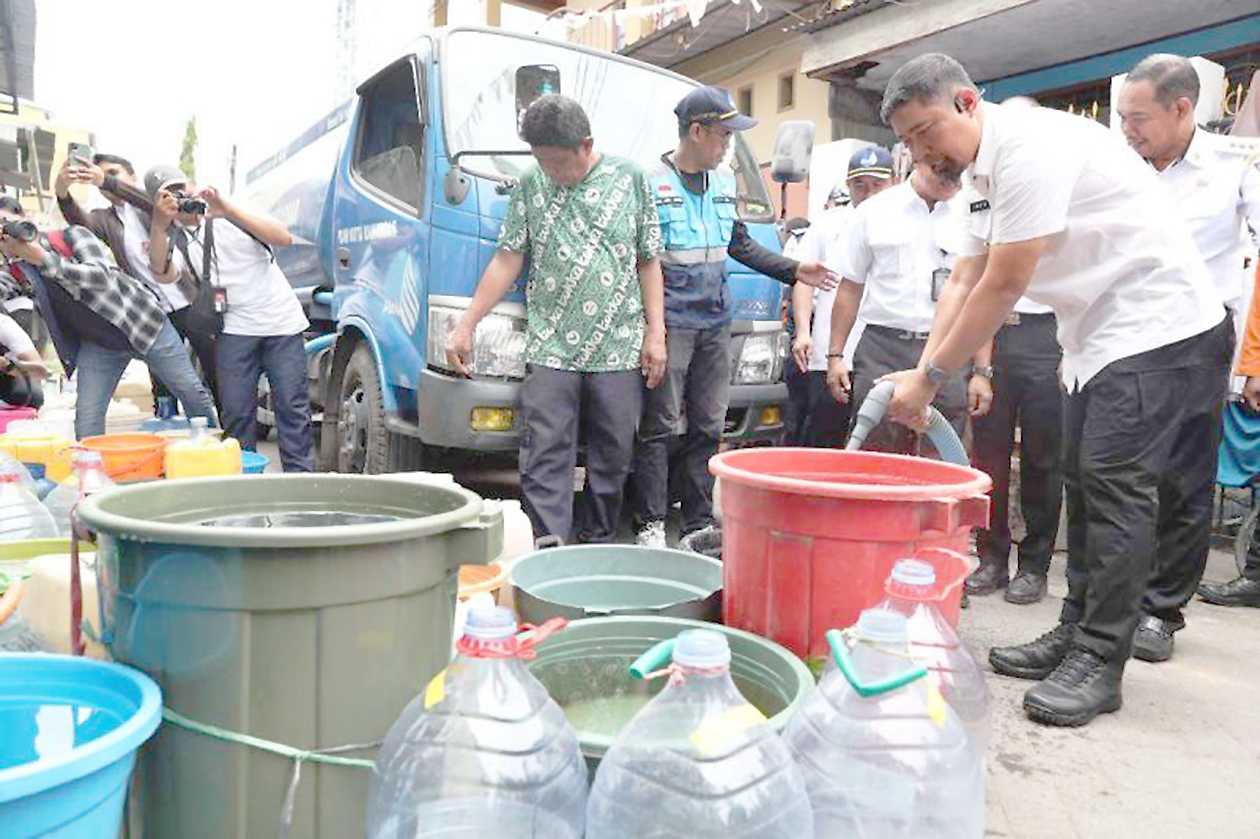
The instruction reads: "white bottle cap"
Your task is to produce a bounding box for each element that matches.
[463,605,518,641]
[672,629,731,669]
[854,608,909,645]
[890,558,936,589]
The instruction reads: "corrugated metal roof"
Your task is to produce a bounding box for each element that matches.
[619,0,817,69]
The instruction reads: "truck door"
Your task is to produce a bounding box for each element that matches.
[328,54,431,473]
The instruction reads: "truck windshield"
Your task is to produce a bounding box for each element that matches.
[442,29,774,222]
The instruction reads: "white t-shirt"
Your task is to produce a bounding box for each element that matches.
[178,220,308,337]
[118,202,189,312]
[838,180,960,335]
[0,311,35,360]
[3,296,33,314]
[956,102,1224,390]
[1154,128,1260,311]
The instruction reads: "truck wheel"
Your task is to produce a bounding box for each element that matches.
[335,344,389,473]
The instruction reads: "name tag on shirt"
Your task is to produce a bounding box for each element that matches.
[969,199,991,213]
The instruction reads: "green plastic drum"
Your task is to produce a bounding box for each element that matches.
[511,544,723,624]
[77,474,503,839]
[529,616,814,774]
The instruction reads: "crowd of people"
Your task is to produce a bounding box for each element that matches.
[450,50,1257,729]
[0,150,315,470]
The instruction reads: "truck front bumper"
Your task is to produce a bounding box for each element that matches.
[723,382,788,445]
[416,368,523,451]
[415,369,785,451]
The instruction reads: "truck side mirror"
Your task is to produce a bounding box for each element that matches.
[515,65,562,138]
[770,121,815,184]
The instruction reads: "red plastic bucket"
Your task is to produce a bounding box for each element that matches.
[710,447,991,659]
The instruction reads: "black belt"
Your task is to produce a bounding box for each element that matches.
[866,323,931,341]
[1003,311,1056,327]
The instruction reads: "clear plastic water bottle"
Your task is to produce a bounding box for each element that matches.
[784,609,984,838]
[365,606,587,839]
[42,450,115,537]
[877,558,991,749]
[585,629,813,839]
[0,472,57,540]
[0,448,37,495]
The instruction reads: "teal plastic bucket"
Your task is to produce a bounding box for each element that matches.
[0,653,162,838]
[241,451,269,474]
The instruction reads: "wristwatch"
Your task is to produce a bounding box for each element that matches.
[972,365,994,379]
[923,361,951,385]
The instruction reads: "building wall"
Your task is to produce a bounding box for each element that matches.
[0,101,94,222]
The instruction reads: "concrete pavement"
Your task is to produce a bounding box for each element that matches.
[963,547,1260,838]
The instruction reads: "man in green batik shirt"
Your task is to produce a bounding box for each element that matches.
[447,95,667,543]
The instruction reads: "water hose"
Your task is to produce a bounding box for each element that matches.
[845,380,969,466]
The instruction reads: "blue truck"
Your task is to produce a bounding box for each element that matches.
[246,26,790,472]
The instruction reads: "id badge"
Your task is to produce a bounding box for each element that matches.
[931,268,950,302]
[213,287,229,314]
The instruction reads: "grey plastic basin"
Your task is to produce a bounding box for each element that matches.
[528,615,813,775]
[511,544,722,624]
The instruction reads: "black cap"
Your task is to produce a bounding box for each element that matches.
[674,85,758,131]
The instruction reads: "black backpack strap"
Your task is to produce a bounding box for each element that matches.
[203,217,215,286]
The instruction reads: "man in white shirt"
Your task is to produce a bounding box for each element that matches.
[824,158,982,454]
[1116,54,1260,655]
[966,97,1066,609]
[879,54,1229,727]
[147,166,315,472]
[792,147,897,446]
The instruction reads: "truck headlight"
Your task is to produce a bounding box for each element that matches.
[732,332,784,385]
[427,306,528,380]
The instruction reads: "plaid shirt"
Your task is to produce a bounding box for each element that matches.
[35,225,167,354]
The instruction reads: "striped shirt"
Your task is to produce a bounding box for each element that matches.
[36,225,167,354]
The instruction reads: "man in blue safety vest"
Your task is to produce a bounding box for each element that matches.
[631,86,837,550]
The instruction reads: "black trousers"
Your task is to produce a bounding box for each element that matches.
[520,365,642,544]
[972,313,1064,576]
[150,306,219,412]
[850,324,967,454]
[632,325,729,535]
[1060,318,1231,662]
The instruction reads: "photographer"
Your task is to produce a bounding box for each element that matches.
[147,167,314,472]
[0,196,216,438]
[56,154,218,408]
[0,307,47,408]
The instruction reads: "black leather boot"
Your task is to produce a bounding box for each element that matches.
[989,622,1075,680]
[1131,615,1181,663]
[1004,572,1048,605]
[1023,647,1123,727]
[965,562,1008,596]
[1198,576,1260,607]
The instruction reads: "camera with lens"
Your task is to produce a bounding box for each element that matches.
[1,220,38,243]
[174,192,208,215]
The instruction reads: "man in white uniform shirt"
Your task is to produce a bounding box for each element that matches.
[791,147,896,446]
[147,165,315,472]
[824,158,984,454]
[879,54,1229,727]
[1117,54,1260,659]
[966,97,1066,609]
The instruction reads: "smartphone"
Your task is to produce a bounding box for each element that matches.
[66,142,94,166]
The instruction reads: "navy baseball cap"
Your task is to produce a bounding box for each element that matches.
[846,145,894,180]
[674,85,758,131]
